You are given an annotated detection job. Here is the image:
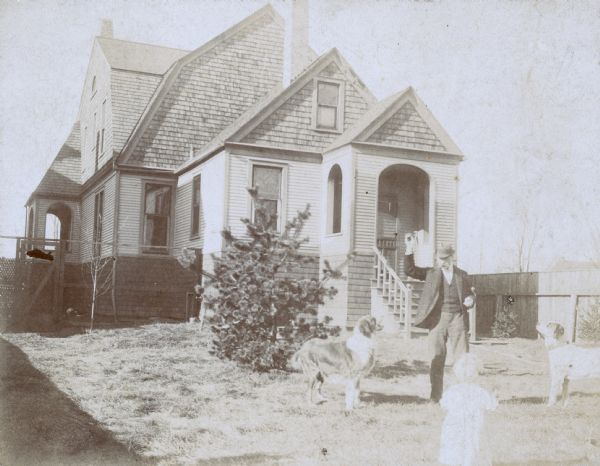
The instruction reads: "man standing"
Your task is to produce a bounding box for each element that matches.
[404,234,475,403]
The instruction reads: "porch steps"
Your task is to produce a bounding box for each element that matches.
[371,278,428,335]
[371,247,427,338]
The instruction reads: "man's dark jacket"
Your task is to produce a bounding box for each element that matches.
[404,254,473,330]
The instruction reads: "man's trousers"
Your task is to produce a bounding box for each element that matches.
[428,311,469,402]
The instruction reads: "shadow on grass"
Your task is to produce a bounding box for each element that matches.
[361,391,430,405]
[371,359,429,379]
[503,391,600,405]
[0,337,150,466]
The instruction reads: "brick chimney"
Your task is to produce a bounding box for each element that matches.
[100,19,113,38]
[283,0,312,87]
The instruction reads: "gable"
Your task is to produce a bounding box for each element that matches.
[31,123,81,199]
[126,11,284,169]
[241,60,371,151]
[366,101,446,152]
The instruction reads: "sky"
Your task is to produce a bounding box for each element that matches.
[1,0,599,273]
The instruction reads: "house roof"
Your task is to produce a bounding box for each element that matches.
[110,70,163,151]
[97,36,189,75]
[325,87,463,156]
[177,48,376,173]
[118,4,287,169]
[28,123,81,203]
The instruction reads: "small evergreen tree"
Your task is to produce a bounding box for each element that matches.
[578,298,600,342]
[491,303,519,338]
[205,188,341,372]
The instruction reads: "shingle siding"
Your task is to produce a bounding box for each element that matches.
[367,102,446,152]
[243,62,370,150]
[130,14,284,169]
[111,70,162,153]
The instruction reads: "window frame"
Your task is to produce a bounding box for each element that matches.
[190,174,201,238]
[248,160,288,232]
[93,190,104,257]
[327,164,343,235]
[141,180,174,255]
[312,78,345,133]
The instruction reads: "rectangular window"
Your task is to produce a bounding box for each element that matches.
[316,81,340,130]
[252,165,282,229]
[143,183,172,253]
[191,174,201,237]
[93,191,104,257]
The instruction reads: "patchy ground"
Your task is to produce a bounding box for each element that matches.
[2,323,600,465]
[0,337,148,466]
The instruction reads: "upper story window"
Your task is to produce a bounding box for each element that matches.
[91,76,97,96]
[143,183,172,254]
[191,174,201,238]
[313,79,345,132]
[327,164,343,234]
[252,164,283,230]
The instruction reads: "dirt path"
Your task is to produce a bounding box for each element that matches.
[0,337,151,466]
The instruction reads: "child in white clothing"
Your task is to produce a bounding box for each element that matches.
[438,353,497,466]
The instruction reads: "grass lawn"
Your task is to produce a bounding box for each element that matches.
[3,323,600,465]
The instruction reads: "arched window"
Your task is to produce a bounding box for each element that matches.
[327,164,342,234]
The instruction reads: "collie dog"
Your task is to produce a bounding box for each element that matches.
[536,321,600,406]
[291,315,378,412]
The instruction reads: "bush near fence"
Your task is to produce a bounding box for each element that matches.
[472,270,600,341]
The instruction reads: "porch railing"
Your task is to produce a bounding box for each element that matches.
[372,246,413,338]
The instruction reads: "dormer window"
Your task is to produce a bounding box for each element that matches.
[313,79,344,132]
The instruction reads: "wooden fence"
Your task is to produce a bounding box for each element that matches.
[470,270,600,341]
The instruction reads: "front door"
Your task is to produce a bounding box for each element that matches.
[377,193,399,272]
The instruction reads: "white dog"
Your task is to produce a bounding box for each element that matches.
[536,321,600,406]
[290,315,378,413]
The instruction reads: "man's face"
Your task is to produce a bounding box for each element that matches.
[436,255,453,270]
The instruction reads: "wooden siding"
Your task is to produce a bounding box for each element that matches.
[320,149,353,256]
[227,152,320,253]
[80,173,116,261]
[347,253,375,325]
[367,102,446,152]
[130,14,284,169]
[116,173,142,255]
[243,62,370,150]
[177,152,226,255]
[80,40,112,183]
[173,181,196,253]
[353,149,457,257]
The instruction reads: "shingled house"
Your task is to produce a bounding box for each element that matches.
[25,2,464,328]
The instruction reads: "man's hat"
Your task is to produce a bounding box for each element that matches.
[436,244,455,259]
